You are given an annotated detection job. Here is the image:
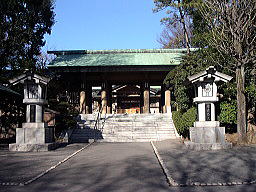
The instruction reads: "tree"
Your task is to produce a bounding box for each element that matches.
[0,0,55,82]
[164,48,224,112]
[157,16,193,48]
[199,0,256,143]
[154,0,193,53]
[35,51,56,75]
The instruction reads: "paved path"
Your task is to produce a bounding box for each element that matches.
[0,144,85,184]
[0,141,255,192]
[0,143,169,192]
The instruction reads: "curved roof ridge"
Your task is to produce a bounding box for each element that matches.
[48,48,197,55]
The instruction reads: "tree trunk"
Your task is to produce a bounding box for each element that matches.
[236,65,247,143]
[177,0,190,54]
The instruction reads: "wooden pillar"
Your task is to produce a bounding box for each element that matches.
[160,85,165,113]
[79,91,86,114]
[85,84,92,114]
[79,74,86,114]
[80,81,92,114]
[143,82,150,113]
[101,82,107,114]
[140,85,144,114]
[107,83,112,114]
[165,89,171,113]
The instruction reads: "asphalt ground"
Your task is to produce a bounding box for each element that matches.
[0,141,255,192]
[0,144,86,184]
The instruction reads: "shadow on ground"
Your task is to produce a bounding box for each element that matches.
[20,143,169,192]
[1,141,256,192]
[0,144,88,183]
[155,140,256,185]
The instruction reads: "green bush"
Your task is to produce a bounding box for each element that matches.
[172,107,197,138]
[172,111,183,135]
[246,83,256,114]
[219,100,237,133]
[53,102,79,137]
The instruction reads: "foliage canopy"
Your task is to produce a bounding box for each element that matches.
[0,0,55,82]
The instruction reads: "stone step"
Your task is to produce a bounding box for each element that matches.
[101,133,176,137]
[75,126,176,132]
[102,127,175,130]
[100,137,176,142]
[79,116,172,121]
[72,113,177,142]
[104,133,176,136]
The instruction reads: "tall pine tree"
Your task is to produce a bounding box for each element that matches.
[0,0,55,82]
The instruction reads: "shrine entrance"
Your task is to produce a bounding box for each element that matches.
[47,49,187,114]
[91,84,161,114]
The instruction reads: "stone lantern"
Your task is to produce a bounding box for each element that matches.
[9,70,56,151]
[185,66,233,150]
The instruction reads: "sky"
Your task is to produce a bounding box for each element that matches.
[43,0,167,51]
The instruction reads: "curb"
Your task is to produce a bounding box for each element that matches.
[150,141,179,186]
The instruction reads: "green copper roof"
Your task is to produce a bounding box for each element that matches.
[48,48,194,68]
[0,84,21,96]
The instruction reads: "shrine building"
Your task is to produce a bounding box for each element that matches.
[47,49,188,114]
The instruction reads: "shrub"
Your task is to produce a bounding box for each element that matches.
[172,107,197,138]
[172,111,183,135]
[54,102,79,137]
[219,100,237,133]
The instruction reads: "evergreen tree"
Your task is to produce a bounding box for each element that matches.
[0,0,55,82]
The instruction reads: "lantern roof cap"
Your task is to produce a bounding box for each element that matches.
[188,66,232,83]
[9,70,50,85]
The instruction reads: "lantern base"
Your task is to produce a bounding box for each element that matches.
[9,143,60,152]
[186,126,232,150]
[9,123,56,152]
[15,123,54,144]
[190,126,226,143]
[184,141,232,151]
[194,121,220,128]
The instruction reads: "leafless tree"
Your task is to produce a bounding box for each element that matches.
[200,0,256,143]
[154,0,192,53]
[35,51,55,73]
[158,16,193,49]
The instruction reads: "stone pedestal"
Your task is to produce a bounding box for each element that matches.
[190,126,225,143]
[9,123,55,152]
[184,141,232,150]
[185,121,232,150]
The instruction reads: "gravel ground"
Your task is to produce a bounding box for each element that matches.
[154,139,256,185]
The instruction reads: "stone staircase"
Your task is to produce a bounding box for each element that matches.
[70,113,177,143]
